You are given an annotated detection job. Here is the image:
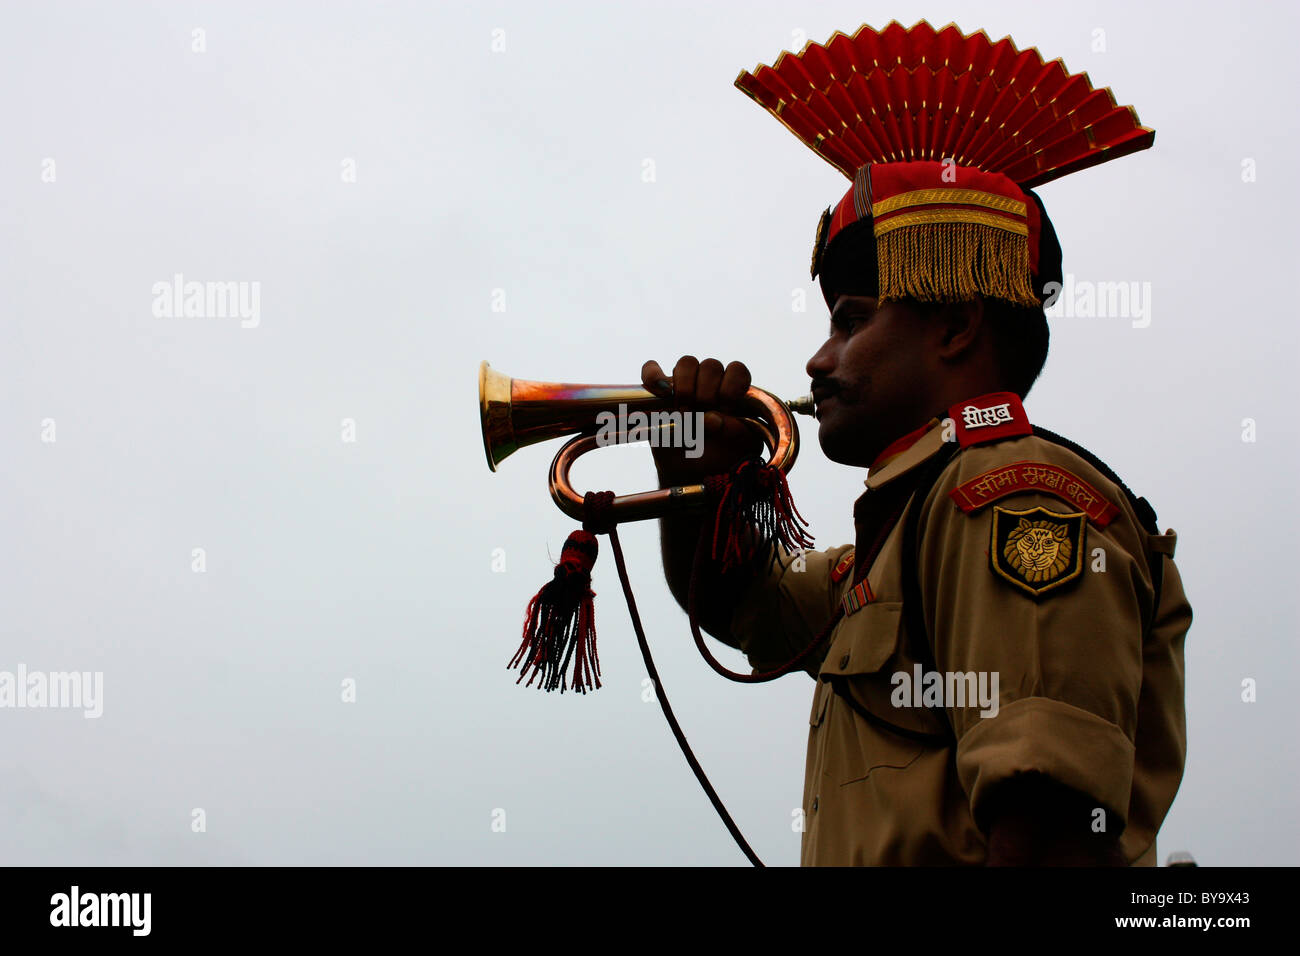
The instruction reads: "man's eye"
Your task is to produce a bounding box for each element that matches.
[828,312,872,337]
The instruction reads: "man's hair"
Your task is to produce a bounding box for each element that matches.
[982,296,1050,399]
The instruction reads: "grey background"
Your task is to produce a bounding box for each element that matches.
[1,0,1295,865]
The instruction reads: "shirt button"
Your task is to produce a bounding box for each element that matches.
[839,654,850,669]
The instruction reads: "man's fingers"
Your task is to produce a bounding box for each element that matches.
[719,361,752,410]
[696,358,725,407]
[672,355,699,406]
[642,360,671,396]
[645,356,749,410]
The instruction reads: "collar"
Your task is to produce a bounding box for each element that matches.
[868,418,938,473]
[864,420,949,490]
[863,391,1032,491]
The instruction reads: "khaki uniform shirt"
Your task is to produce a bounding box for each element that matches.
[731,406,1191,866]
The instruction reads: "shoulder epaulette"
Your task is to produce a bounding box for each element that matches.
[830,549,855,583]
[948,391,1033,449]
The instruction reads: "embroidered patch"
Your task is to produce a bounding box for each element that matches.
[830,549,855,583]
[990,505,1086,597]
[947,392,1032,448]
[950,461,1120,527]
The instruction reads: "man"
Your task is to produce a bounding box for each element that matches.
[639,26,1191,866]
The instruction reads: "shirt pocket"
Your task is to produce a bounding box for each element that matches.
[819,601,904,680]
[817,601,943,785]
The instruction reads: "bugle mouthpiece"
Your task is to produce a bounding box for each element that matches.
[786,394,816,417]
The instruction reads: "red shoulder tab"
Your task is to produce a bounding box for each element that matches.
[948,392,1032,448]
[830,549,855,583]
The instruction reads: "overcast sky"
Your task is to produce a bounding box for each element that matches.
[1,0,1296,866]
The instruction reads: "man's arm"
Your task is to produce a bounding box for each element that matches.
[642,356,766,646]
[656,507,761,647]
[917,441,1156,866]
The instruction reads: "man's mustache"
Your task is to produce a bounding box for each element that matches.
[810,378,843,400]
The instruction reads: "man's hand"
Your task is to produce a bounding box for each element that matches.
[640,356,763,484]
[643,356,769,642]
[984,774,1127,866]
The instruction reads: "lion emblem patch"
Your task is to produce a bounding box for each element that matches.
[990,506,1086,597]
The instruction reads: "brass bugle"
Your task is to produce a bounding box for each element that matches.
[479,360,815,522]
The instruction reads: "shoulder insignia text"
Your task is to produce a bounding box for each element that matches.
[951,460,1120,527]
[990,505,1086,598]
[947,391,1032,448]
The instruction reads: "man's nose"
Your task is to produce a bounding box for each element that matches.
[806,339,836,380]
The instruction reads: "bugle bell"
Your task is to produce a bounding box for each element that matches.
[478,360,815,522]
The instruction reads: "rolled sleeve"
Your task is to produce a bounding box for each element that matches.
[957,696,1136,833]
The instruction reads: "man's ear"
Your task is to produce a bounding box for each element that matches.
[936,298,984,360]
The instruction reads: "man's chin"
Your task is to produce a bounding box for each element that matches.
[816,417,876,469]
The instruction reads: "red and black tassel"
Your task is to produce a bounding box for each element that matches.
[508,468,812,693]
[509,529,602,694]
[704,458,814,574]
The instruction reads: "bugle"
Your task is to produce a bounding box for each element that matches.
[478,360,814,522]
